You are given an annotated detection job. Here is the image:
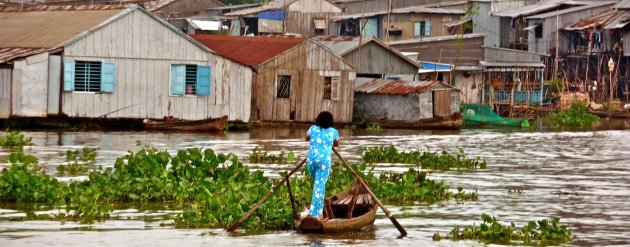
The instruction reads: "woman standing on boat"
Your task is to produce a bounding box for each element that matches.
[305,111,339,220]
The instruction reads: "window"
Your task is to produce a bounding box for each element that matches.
[414,21,431,37]
[323,76,339,100]
[276,75,291,98]
[170,64,211,96]
[535,25,543,38]
[63,60,115,93]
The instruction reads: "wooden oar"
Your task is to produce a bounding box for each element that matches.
[226,158,307,232]
[333,148,408,237]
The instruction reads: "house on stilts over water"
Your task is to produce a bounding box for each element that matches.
[0,4,253,128]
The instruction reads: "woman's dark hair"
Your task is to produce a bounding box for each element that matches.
[315,111,334,129]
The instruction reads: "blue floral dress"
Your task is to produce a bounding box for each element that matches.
[306,125,339,217]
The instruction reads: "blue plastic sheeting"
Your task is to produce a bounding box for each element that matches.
[419,62,451,70]
[259,10,285,20]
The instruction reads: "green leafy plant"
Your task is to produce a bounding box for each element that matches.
[366,124,381,131]
[362,145,487,171]
[433,214,574,245]
[248,147,296,164]
[57,148,97,176]
[548,102,599,127]
[0,129,33,148]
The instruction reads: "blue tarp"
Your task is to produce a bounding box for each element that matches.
[259,10,285,20]
[419,62,451,70]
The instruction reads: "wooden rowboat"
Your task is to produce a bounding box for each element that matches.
[142,115,228,131]
[296,183,377,234]
[587,109,630,119]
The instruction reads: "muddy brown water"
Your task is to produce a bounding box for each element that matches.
[1,122,630,246]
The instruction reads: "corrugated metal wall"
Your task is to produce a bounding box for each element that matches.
[338,0,435,14]
[453,71,481,104]
[472,1,501,48]
[285,12,338,36]
[353,93,422,120]
[343,41,418,75]
[63,9,253,121]
[252,40,355,123]
[0,68,10,119]
[387,13,462,41]
[484,47,541,63]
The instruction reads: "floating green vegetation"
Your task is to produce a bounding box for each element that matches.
[366,123,381,131]
[548,102,599,127]
[433,214,574,245]
[57,148,98,176]
[361,145,487,171]
[0,145,478,229]
[0,129,33,148]
[344,124,357,129]
[248,147,296,164]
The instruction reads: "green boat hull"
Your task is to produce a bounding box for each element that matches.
[462,104,529,128]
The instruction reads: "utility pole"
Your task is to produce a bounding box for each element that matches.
[385,0,392,42]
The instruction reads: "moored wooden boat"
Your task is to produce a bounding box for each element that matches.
[365,113,463,130]
[587,109,630,118]
[296,183,377,234]
[142,115,228,131]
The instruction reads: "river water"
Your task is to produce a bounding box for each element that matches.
[1,123,629,246]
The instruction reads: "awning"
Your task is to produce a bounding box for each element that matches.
[523,24,540,31]
[189,20,222,31]
[604,12,630,29]
[419,61,452,73]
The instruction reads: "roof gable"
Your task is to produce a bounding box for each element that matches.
[191,35,307,66]
[314,36,419,69]
[0,5,128,49]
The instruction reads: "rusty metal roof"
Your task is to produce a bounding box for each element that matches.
[604,11,630,29]
[0,47,49,63]
[190,35,306,66]
[355,79,443,95]
[0,5,129,48]
[565,10,620,30]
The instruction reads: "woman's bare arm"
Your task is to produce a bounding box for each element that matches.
[333,140,340,147]
[305,136,310,141]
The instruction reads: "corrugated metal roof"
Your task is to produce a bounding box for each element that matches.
[527,2,617,19]
[614,0,630,10]
[332,6,464,21]
[313,36,419,68]
[491,0,569,18]
[565,10,620,30]
[225,0,299,16]
[354,79,439,95]
[0,47,49,63]
[387,33,486,45]
[604,11,630,29]
[0,5,128,48]
[190,35,306,66]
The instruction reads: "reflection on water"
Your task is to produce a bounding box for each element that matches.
[1,124,630,246]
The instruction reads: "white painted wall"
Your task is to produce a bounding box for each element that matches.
[11,53,49,117]
[47,55,61,115]
[62,8,252,121]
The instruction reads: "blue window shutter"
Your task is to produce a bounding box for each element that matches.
[171,65,185,95]
[101,62,116,93]
[425,21,431,36]
[63,60,75,92]
[414,22,421,37]
[196,66,211,96]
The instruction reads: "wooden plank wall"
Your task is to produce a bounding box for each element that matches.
[252,40,355,123]
[338,0,435,14]
[388,13,462,42]
[0,68,10,119]
[63,9,252,121]
[344,41,417,75]
[285,12,339,36]
[11,53,49,117]
[152,0,225,19]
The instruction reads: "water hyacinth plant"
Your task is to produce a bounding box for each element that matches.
[433,213,574,245]
[362,145,487,171]
[0,129,33,148]
[0,144,479,229]
[548,102,599,127]
[248,147,296,164]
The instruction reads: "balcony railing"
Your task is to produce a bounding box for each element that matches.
[484,90,542,104]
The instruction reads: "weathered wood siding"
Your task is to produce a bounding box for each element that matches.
[453,71,481,104]
[344,41,417,75]
[152,0,225,19]
[285,12,339,36]
[63,8,253,121]
[288,0,342,13]
[337,0,434,14]
[0,67,10,119]
[11,53,49,117]
[388,13,462,42]
[484,47,541,63]
[47,55,61,115]
[390,35,485,66]
[252,40,355,123]
[527,4,613,55]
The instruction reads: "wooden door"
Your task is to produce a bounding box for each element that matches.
[433,90,451,117]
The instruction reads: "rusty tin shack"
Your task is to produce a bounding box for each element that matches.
[191,35,356,123]
[0,5,252,122]
[353,79,462,129]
